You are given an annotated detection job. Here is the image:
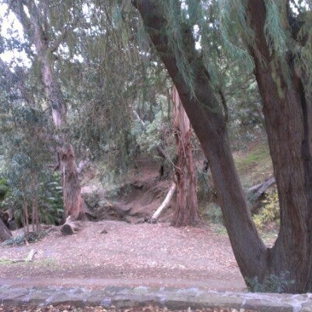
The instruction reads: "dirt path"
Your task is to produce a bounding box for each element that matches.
[0,221,245,291]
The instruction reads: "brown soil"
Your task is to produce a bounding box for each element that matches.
[0,220,245,291]
[0,157,246,292]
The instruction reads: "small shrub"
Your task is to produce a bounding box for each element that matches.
[1,173,63,228]
[196,165,210,202]
[2,231,48,246]
[201,203,224,224]
[0,177,9,200]
[246,271,295,293]
[253,190,279,230]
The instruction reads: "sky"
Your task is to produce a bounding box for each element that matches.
[0,3,31,67]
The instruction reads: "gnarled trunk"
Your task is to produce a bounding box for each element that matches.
[172,87,201,227]
[59,145,86,222]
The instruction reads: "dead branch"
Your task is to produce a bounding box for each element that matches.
[248,176,276,200]
[11,249,37,263]
[150,182,176,223]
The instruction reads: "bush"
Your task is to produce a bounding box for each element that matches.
[253,190,279,230]
[0,177,10,199]
[246,271,295,293]
[200,203,224,224]
[1,172,63,228]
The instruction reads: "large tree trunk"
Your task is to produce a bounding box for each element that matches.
[171,87,201,227]
[133,0,267,286]
[133,0,312,293]
[246,0,312,292]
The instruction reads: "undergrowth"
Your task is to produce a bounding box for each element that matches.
[253,190,279,230]
[246,271,295,293]
[1,231,48,246]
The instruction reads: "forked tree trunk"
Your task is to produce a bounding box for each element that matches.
[171,87,201,227]
[133,0,267,291]
[133,0,312,293]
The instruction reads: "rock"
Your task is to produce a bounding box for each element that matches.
[1,286,312,311]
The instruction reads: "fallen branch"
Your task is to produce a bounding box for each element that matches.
[248,176,276,199]
[61,216,82,235]
[11,249,37,263]
[150,182,176,223]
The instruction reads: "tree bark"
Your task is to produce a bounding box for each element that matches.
[246,0,312,292]
[0,219,12,242]
[59,145,86,221]
[171,87,201,227]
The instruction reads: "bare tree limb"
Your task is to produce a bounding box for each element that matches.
[150,182,176,223]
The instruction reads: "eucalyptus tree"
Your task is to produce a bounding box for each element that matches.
[1,0,89,221]
[1,0,140,220]
[0,44,58,232]
[132,0,312,293]
[60,1,145,172]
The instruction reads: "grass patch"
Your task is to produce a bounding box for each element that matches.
[234,141,272,188]
[0,258,11,265]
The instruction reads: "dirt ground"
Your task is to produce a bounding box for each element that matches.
[0,220,246,292]
[0,156,247,295]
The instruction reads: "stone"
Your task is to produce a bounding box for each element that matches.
[243,298,293,312]
[0,285,312,311]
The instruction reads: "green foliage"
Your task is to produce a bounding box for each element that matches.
[246,271,295,293]
[1,172,63,227]
[196,165,210,203]
[199,193,224,225]
[253,190,279,230]
[0,177,9,200]
[205,204,223,224]
[1,231,48,246]
[135,108,173,156]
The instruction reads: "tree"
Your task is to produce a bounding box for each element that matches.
[172,86,200,226]
[132,0,312,293]
[5,0,86,222]
[149,86,201,226]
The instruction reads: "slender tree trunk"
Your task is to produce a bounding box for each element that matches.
[151,182,176,223]
[8,1,86,222]
[172,87,201,227]
[33,31,85,222]
[59,145,86,221]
